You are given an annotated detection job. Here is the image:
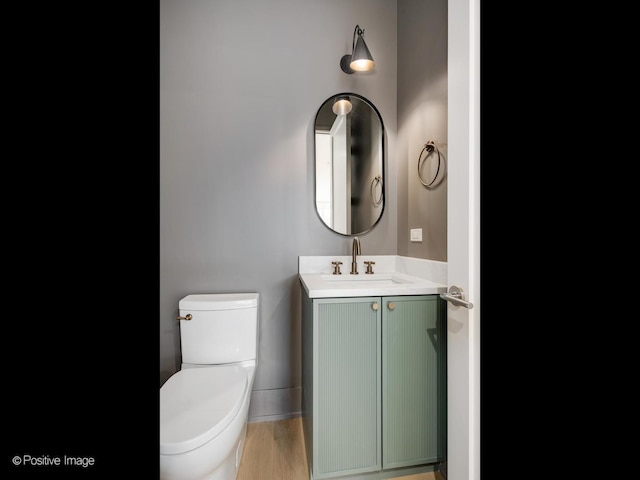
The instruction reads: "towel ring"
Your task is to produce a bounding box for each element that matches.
[370,175,382,206]
[418,140,442,188]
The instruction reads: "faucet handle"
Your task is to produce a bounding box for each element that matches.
[331,261,343,275]
[364,261,375,274]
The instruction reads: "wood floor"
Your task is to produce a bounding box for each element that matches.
[237,417,440,480]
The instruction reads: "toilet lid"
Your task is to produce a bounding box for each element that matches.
[160,365,248,455]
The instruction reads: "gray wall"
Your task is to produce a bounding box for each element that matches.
[397,0,448,261]
[160,0,398,421]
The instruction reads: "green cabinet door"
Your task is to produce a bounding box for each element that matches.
[382,295,446,468]
[313,297,382,478]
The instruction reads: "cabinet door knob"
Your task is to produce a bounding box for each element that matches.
[372,302,379,311]
[388,302,395,310]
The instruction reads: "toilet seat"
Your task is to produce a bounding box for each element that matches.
[160,365,248,455]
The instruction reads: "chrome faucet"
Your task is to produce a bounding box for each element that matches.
[351,237,361,274]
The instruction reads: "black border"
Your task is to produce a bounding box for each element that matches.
[4,2,160,476]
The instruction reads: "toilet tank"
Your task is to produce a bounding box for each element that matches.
[178,293,259,365]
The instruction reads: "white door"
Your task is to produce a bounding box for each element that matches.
[447,1,480,479]
[330,114,350,233]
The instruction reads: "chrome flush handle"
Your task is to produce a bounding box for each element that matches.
[176,314,193,321]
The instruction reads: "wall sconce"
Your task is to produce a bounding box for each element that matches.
[340,25,375,74]
[332,96,352,115]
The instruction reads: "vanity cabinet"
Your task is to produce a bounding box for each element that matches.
[301,293,446,479]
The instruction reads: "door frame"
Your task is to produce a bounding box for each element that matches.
[447,0,480,479]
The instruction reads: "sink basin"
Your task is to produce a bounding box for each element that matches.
[319,274,408,286]
[298,255,449,298]
[300,271,447,298]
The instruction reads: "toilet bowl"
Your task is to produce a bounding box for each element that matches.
[160,362,256,479]
[160,293,259,480]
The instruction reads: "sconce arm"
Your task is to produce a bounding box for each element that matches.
[352,25,364,51]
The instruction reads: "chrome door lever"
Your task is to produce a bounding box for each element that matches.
[440,286,473,309]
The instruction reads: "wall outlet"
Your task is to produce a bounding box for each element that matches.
[410,228,422,242]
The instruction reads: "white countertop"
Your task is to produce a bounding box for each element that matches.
[299,255,448,299]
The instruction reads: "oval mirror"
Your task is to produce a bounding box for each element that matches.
[314,93,385,236]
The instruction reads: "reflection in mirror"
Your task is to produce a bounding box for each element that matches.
[314,93,384,236]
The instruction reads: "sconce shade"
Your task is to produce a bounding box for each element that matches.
[340,25,375,74]
[350,34,374,71]
[332,97,352,115]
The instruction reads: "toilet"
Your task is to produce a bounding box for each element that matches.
[160,293,259,480]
